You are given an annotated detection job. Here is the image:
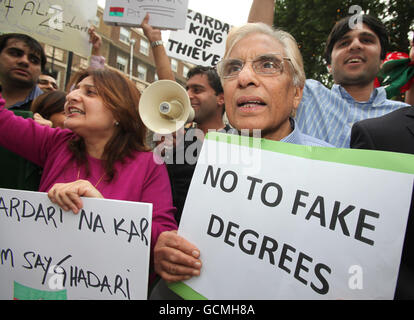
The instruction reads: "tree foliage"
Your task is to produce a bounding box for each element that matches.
[274,0,413,86]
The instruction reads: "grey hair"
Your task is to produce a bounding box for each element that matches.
[223,22,305,88]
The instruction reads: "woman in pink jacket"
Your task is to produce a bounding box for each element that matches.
[0,68,177,258]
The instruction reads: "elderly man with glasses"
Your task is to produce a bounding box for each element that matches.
[153,23,332,287]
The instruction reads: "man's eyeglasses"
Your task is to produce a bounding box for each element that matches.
[216,53,291,79]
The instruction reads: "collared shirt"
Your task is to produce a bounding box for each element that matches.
[0,85,43,110]
[295,79,409,148]
[282,118,333,147]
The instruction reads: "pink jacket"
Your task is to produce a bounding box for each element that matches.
[0,95,178,255]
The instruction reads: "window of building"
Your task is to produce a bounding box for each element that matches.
[137,64,147,81]
[140,38,149,56]
[171,58,178,72]
[116,55,128,72]
[183,65,190,78]
[119,27,131,44]
[44,45,64,61]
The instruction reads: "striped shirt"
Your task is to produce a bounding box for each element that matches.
[282,118,333,147]
[295,79,409,148]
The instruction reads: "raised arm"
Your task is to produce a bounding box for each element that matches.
[141,13,175,81]
[88,26,106,70]
[248,0,275,26]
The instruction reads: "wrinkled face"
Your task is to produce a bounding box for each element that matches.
[0,39,42,88]
[186,74,224,124]
[64,76,116,140]
[223,33,302,141]
[38,74,58,92]
[330,24,383,87]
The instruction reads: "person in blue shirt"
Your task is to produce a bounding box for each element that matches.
[0,33,46,190]
[248,0,410,148]
[0,33,46,110]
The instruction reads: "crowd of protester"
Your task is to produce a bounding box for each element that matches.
[0,0,413,299]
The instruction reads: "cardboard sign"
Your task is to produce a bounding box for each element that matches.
[0,0,97,58]
[166,9,230,67]
[0,189,152,300]
[103,0,188,30]
[171,132,414,300]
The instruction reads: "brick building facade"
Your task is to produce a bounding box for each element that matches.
[42,6,192,92]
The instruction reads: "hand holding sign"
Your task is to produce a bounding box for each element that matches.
[141,13,163,43]
[88,26,102,56]
[48,180,104,214]
[154,230,202,283]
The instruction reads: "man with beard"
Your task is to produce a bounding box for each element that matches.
[0,33,46,190]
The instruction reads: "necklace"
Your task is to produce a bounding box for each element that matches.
[77,168,106,188]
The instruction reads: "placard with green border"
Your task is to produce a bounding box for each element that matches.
[169,132,414,300]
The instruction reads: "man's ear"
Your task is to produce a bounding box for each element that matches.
[217,92,225,107]
[292,86,304,111]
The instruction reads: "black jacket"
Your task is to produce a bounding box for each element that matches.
[351,106,414,300]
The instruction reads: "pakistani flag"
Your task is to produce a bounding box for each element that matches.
[109,7,124,17]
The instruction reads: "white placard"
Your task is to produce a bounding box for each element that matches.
[0,188,152,300]
[103,0,188,30]
[0,0,97,58]
[175,134,414,300]
[166,9,230,67]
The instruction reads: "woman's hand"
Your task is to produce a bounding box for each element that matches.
[33,113,53,128]
[48,180,104,214]
[154,230,202,283]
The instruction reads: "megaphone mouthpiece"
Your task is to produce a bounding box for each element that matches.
[159,100,184,120]
[139,80,194,134]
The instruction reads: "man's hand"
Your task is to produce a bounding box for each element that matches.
[88,26,102,56]
[154,230,202,283]
[141,13,163,43]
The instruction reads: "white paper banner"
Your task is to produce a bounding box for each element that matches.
[176,135,413,300]
[0,0,97,57]
[167,9,230,67]
[103,0,189,30]
[0,188,152,300]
